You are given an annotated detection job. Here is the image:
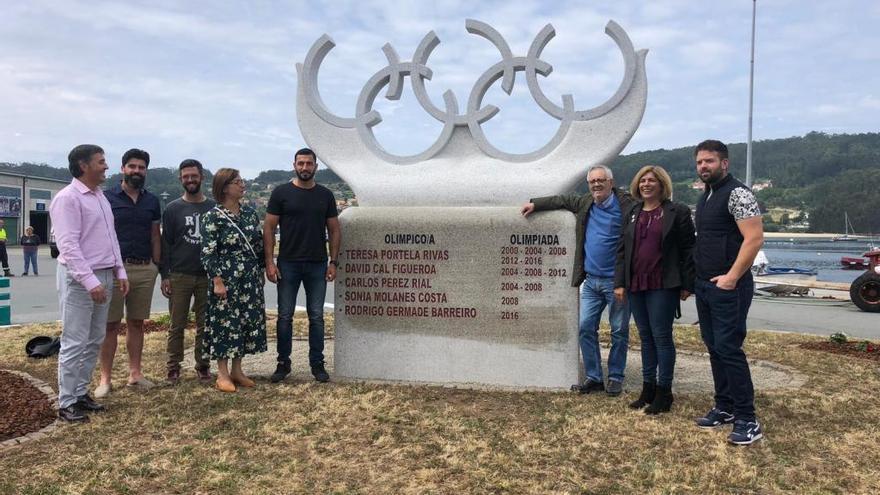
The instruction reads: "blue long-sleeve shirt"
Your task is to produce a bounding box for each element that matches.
[584,194,622,277]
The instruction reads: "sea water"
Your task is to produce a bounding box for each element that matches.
[763,238,876,283]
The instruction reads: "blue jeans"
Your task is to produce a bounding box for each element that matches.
[579,275,630,383]
[695,276,756,421]
[276,261,327,367]
[24,250,38,274]
[629,288,678,387]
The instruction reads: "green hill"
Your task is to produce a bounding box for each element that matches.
[605,132,880,233]
[4,131,879,232]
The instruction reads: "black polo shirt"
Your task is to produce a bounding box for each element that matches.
[105,183,161,260]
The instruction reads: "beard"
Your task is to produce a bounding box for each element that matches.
[295,169,314,181]
[699,168,723,184]
[183,181,201,194]
[124,173,145,189]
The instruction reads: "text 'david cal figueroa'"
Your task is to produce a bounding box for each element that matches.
[297,19,647,388]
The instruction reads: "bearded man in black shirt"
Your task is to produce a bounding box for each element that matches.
[263,148,341,383]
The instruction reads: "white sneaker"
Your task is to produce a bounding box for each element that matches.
[94,383,112,398]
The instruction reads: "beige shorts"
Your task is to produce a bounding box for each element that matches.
[108,262,159,323]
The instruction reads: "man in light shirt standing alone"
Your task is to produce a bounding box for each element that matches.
[50,144,129,422]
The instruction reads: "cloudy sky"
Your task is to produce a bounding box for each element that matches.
[1,0,878,178]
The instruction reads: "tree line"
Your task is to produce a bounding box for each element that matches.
[2,131,878,232]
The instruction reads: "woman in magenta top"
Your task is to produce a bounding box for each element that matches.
[614,165,695,414]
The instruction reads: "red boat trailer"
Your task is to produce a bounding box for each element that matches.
[840,256,869,270]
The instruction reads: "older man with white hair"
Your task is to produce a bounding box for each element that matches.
[521,164,634,396]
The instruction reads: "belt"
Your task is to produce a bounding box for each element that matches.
[124,258,152,265]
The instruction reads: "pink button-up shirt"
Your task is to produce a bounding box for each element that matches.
[50,178,126,291]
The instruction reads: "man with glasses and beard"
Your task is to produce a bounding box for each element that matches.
[264,147,341,383]
[521,165,634,397]
[96,148,161,398]
[160,159,215,384]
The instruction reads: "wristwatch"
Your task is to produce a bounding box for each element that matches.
[328,259,339,267]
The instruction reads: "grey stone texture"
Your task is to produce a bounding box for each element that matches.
[333,207,579,389]
[290,19,651,389]
[296,19,648,206]
[184,341,806,394]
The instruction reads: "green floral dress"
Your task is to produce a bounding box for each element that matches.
[201,205,267,360]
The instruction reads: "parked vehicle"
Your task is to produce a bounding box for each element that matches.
[850,248,880,312]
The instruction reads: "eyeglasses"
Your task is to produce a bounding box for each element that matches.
[588,178,609,185]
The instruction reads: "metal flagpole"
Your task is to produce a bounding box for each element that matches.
[746,0,757,187]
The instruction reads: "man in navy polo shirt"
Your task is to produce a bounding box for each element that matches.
[691,140,765,446]
[95,148,162,398]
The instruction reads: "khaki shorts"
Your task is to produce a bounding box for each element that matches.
[108,262,159,323]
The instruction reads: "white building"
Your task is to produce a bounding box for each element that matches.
[0,171,69,245]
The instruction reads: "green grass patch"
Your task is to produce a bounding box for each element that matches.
[1,318,879,493]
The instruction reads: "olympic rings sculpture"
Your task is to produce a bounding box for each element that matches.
[299,19,641,164]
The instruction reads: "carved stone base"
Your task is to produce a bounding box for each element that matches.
[333,207,579,389]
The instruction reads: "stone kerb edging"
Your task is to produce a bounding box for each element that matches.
[0,369,59,451]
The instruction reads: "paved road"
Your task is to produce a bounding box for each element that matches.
[4,248,877,339]
[4,248,324,325]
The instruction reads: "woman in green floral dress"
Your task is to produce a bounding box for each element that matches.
[201,168,267,392]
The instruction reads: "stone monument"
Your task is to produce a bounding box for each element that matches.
[296,20,647,389]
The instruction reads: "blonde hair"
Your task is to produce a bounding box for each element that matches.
[630,165,673,201]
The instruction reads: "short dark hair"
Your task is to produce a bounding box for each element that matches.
[694,140,728,160]
[122,148,150,167]
[67,144,104,178]
[179,159,204,175]
[212,168,239,204]
[294,147,317,163]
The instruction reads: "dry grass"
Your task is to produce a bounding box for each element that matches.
[1,316,879,494]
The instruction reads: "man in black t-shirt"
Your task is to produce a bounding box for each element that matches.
[264,147,341,383]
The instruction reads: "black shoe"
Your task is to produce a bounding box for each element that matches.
[728,419,764,445]
[4,272,14,277]
[629,381,656,409]
[270,363,290,383]
[696,407,735,429]
[644,385,673,415]
[606,380,624,396]
[311,363,330,383]
[195,365,212,382]
[75,394,106,412]
[21,272,28,276]
[166,368,181,385]
[58,405,89,422]
[571,379,605,394]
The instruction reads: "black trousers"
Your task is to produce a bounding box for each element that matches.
[694,275,756,421]
[0,243,8,272]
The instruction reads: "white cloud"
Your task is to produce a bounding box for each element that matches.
[859,95,880,109]
[0,0,878,178]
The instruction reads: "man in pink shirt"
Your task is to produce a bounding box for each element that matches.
[50,144,130,422]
